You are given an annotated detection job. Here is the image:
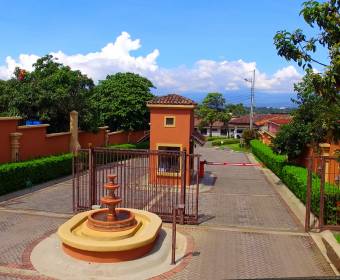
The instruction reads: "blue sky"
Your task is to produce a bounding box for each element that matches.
[0,0,327,107]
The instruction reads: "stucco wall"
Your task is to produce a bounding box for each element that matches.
[149,107,194,185]
[0,118,146,163]
[0,118,21,163]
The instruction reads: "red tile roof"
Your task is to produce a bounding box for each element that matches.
[229,114,291,126]
[194,118,225,127]
[255,114,291,126]
[147,94,197,105]
[270,118,292,125]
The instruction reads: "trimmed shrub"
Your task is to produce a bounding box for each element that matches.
[211,138,240,146]
[281,165,340,225]
[207,136,229,141]
[250,139,340,225]
[0,154,72,196]
[110,143,137,149]
[109,141,149,150]
[242,129,257,147]
[250,139,287,176]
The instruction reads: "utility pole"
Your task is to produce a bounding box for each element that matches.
[249,69,255,130]
[245,70,256,130]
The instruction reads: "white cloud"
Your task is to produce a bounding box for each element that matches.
[0,31,301,93]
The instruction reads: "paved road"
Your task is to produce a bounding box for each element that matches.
[172,145,335,279]
[0,145,336,279]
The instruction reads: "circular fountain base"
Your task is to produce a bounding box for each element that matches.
[31,228,189,280]
[57,208,162,263]
[62,238,157,263]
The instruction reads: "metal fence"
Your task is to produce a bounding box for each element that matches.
[73,147,200,224]
[306,156,340,231]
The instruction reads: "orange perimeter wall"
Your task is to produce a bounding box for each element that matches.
[0,118,146,163]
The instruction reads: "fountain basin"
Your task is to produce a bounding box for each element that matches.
[88,208,137,232]
[57,208,162,263]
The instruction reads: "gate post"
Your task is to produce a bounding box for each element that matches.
[319,157,326,230]
[179,148,187,224]
[88,145,97,207]
[195,155,200,222]
[72,151,76,212]
[305,157,312,232]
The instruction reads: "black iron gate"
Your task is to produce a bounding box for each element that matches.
[72,147,200,224]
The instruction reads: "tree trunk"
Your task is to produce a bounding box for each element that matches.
[209,124,213,137]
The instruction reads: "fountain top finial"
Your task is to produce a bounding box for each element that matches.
[107,174,117,182]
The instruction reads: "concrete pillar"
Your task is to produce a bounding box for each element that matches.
[234,126,238,139]
[10,132,22,162]
[70,111,80,154]
[319,143,331,182]
[105,129,110,146]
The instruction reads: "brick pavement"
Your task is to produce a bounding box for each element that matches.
[197,146,302,231]
[170,146,335,279]
[0,180,73,214]
[0,145,337,279]
[171,226,334,279]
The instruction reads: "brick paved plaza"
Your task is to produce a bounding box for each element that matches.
[0,145,337,279]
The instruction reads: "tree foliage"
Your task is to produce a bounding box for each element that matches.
[197,92,232,137]
[0,56,155,133]
[273,0,340,160]
[225,103,248,116]
[0,55,97,132]
[273,72,340,160]
[92,72,154,131]
[274,0,339,102]
[202,92,226,111]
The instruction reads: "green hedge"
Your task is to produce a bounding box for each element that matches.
[250,139,287,177]
[281,165,340,225]
[207,136,229,141]
[109,141,149,150]
[211,138,240,146]
[0,154,72,196]
[250,139,340,225]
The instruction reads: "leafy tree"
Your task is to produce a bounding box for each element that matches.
[226,103,248,116]
[198,92,231,137]
[273,0,340,160]
[218,110,232,137]
[273,72,340,160]
[242,129,258,147]
[274,0,339,103]
[0,55,97,132]
[92,72,154,131]
[197,106,219,137]
[202,92,226,111]
[273,122,312,161]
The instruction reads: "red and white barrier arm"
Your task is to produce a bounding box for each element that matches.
[204,161,260,167]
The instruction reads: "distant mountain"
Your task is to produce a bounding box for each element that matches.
[177,91,297,108]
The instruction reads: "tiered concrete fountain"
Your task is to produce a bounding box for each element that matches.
[58,175,162,263]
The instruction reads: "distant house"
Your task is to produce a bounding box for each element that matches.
[257,116,292,144]
[194,118,227,137]
[195,114,291,138]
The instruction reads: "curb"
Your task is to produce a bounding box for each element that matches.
[321,230,340,272]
